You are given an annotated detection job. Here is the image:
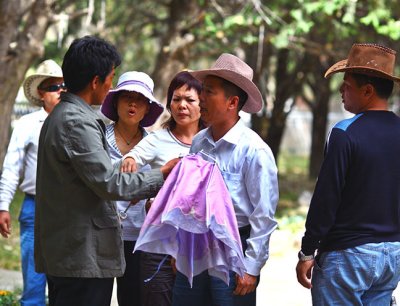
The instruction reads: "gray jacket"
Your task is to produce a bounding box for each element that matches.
[35,92,164,278]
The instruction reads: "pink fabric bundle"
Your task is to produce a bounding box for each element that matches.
[134,154,245,286]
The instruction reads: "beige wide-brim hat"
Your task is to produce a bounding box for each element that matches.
[190,53,264,113]
[23,59,63,106]
[325,43,400,82]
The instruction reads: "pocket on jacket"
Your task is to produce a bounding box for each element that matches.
[92,215,121,260]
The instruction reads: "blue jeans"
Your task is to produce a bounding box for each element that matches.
[19,194,47,306]
[173,270,236,306]
[312,242,400,306]
[172,225,257,306]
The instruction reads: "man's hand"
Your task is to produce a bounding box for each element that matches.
[234,272,257,296]
[0,211,11,238]
[170,257,177,274]
[296,259,314,289]
[129,199,140,206]
[121,157,138,173]
[160,158,181,179]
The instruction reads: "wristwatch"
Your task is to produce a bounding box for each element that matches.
[298,250,315,261]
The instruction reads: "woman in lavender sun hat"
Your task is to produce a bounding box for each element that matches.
[101,71,164,306]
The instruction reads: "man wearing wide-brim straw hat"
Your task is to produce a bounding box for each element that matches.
[296,43,400,305]
[0,59,65,305]
[171,53,279,306]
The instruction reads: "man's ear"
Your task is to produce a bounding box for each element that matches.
[363,83,374,99]
[228,96,239,110]
[91,75,100,90]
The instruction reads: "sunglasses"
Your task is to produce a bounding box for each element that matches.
[38,83,67,92]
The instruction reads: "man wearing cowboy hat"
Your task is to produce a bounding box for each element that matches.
[296,43,400,305]
[35,36,179,306]
[171,53,279,306]
[0,59,65,306]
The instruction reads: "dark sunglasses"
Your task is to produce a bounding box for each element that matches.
[38,83,67,92]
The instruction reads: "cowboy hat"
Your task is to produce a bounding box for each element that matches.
[325,43,400,82]
[101,71,164,127]
[190,53,264,113]
[23,59,64,106]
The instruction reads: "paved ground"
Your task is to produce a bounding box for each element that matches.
[1,229,398,305]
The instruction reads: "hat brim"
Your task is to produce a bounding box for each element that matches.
[325,59,400,82]
[23,75,55,106]
[190,69,264,113]
[101,86,164,127]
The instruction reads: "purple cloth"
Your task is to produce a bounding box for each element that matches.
[134,154,245,287]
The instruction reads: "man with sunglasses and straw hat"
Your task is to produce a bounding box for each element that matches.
[171,53,279,306]
[296,43,400,305]
[0,59,65,306]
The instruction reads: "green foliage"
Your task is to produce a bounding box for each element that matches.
[0,192,23,271]
[0,290,20,306]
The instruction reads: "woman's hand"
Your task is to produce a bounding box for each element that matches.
[121,157,138,173]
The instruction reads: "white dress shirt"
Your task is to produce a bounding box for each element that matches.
[190,119,279,276]
[0,108,47,211]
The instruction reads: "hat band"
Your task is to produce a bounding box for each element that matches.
[116,80,153,94]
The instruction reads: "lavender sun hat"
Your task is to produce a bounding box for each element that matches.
[101,71,164,127]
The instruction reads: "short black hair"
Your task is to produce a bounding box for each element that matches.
[220,78,248,111]
[351,72,394,100]
[62,36,121,93]
[163,71,204,130]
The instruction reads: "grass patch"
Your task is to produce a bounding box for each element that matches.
[0,191,23,271]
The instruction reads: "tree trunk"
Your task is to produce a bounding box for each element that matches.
[151,0,204,102]
[308,66,331,179]
[265,49,303,160]
[0,0,55,169]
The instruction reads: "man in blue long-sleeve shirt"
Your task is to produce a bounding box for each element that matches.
[296,43,400,305]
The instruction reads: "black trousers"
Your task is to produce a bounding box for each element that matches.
[233,225,259,306]
[47,275,113,306]
[116,240,142,306]
[140,252,175,306]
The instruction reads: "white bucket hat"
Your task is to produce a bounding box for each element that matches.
[101,71,164,127]
[23,59,63,106]
[189,53,264,113]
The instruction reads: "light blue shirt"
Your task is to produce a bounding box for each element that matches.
[190,119,279,276]
[0,108,46,211]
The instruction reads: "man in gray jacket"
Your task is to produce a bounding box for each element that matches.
[35,36,178,306]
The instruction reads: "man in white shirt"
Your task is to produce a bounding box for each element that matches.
[0,59,65,306]
[172,54,279,306]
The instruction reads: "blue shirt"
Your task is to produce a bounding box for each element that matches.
[190,119,279,276]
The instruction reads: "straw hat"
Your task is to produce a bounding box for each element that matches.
[23,60,63,106]
[325,43,400,82]
[101,71,164,127]
[190,53,264,113]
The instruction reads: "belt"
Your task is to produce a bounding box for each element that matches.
[25,193,35,199]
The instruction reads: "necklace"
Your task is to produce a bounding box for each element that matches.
[115,125,140,145]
